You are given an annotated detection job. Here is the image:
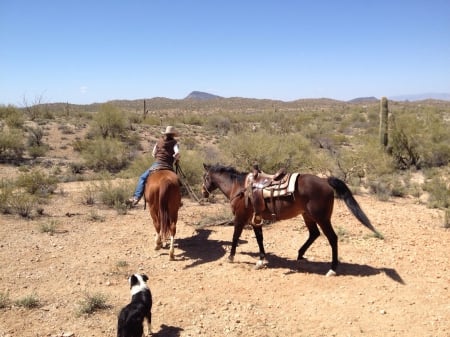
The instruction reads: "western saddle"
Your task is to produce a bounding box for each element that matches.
[245,164,297,225]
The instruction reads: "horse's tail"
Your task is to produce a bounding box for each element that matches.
[159,180,172,239]
[327,177,382,237]
[158,176,180,239]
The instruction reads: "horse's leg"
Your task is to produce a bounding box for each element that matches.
[319,219,338,276]
[297,215,321,261]
[228,221,244,263]
[151,212,162,250]
[252,225,268,269]
[155,231,162,250]
[168,223,176,261]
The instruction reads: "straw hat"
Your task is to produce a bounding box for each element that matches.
[162,125,179,136]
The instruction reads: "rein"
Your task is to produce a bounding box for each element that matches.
[230,189,245,203]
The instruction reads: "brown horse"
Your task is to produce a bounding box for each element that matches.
[201,163,381,276]
[144,169,182,260]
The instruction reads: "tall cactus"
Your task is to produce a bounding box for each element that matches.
[379,97,389,148]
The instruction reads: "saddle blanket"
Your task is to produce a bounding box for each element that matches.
[261,173,299,198]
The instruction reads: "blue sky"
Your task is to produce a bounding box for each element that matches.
[1,1,449,105]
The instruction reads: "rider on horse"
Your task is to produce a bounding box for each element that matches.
[127,126,180,207]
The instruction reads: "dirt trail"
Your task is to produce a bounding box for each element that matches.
[0,182,449,337]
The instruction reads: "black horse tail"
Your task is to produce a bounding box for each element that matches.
[327,177,382,238]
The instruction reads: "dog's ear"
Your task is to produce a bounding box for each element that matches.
[129,274,138,288]
[141,274,149,282]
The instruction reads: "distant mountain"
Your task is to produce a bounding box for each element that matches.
[348,96,379,103]
[185,91,223,100]
[389,93,450,101]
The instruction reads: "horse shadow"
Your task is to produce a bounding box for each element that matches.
[240,252,405,284]
[152,324,184,337]
[175,228,243,269]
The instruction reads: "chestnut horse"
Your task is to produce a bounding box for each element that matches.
[201,163,381,276]
[144,169,182,260]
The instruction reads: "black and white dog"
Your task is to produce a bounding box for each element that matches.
[117,273,152,337]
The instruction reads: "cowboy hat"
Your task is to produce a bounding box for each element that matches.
[162,125,179,136]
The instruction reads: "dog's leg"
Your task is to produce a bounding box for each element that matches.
[146,311,152,335]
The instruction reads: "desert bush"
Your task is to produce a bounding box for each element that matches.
[0,179,14,214]
[92,103,128,139]
[122,154,151,179]
[38,220,59,235]
[77,293,110,315]
[86,210,106,222]
[0,105,25,129]
[368,175,403,201]
[82,183,97,205]
[443,209,450,229]
[16,170,58,197]
[176,149,205,195]
[97,179,131,208]
[82,137,129,172]
[205,115,231,136]
[0,127,25,161]
[28,145,49,158]
[15,294,40,309]
[8,192,37,217]
[26,125,45,147]
[70,162,85,174]
[0,291,10,308]
[219,131,315,172]
[423,176,450,209]
[389,108,450,169]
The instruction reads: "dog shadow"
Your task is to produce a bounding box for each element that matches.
[152,324,184,337]
[240,252,405,284]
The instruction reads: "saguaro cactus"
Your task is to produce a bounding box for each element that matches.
[379,97,389,148]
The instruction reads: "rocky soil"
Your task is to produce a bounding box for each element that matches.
[0,178,449,337]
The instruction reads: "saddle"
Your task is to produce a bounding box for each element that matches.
[245,165,298,225]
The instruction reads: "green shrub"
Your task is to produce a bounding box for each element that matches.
[0,291,10,308]
[0,127,25,161]
[444,209,450,229]
[0,106,25,128]
[423,176,450,209]
[219,131,314,172]
[82,137,129,172]
[97,179,132,208]
[92,103,128,139]
[26,125,45,147]
[16,170,58,197]
[8,192,37,217]
[0,179,14,214]
[28,145,49,158]
[38,220,59,235]
[77,293,110,315]
[15,294,40,309]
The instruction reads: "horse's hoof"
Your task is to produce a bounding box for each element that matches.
[227,256,234,263]
[254,259,268,270]
[326,269,337,277]
[155,244,162,251]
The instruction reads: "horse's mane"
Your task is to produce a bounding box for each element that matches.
[208,164,248,182]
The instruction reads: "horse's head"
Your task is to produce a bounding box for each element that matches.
[202,163,218,198]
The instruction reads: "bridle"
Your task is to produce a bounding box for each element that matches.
[202,172,213,197]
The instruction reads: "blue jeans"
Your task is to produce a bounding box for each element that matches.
[133,163,159,199]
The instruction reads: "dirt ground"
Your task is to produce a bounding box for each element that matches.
[0,176,449,337]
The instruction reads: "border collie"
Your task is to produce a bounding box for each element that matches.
[117,274,152,337]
